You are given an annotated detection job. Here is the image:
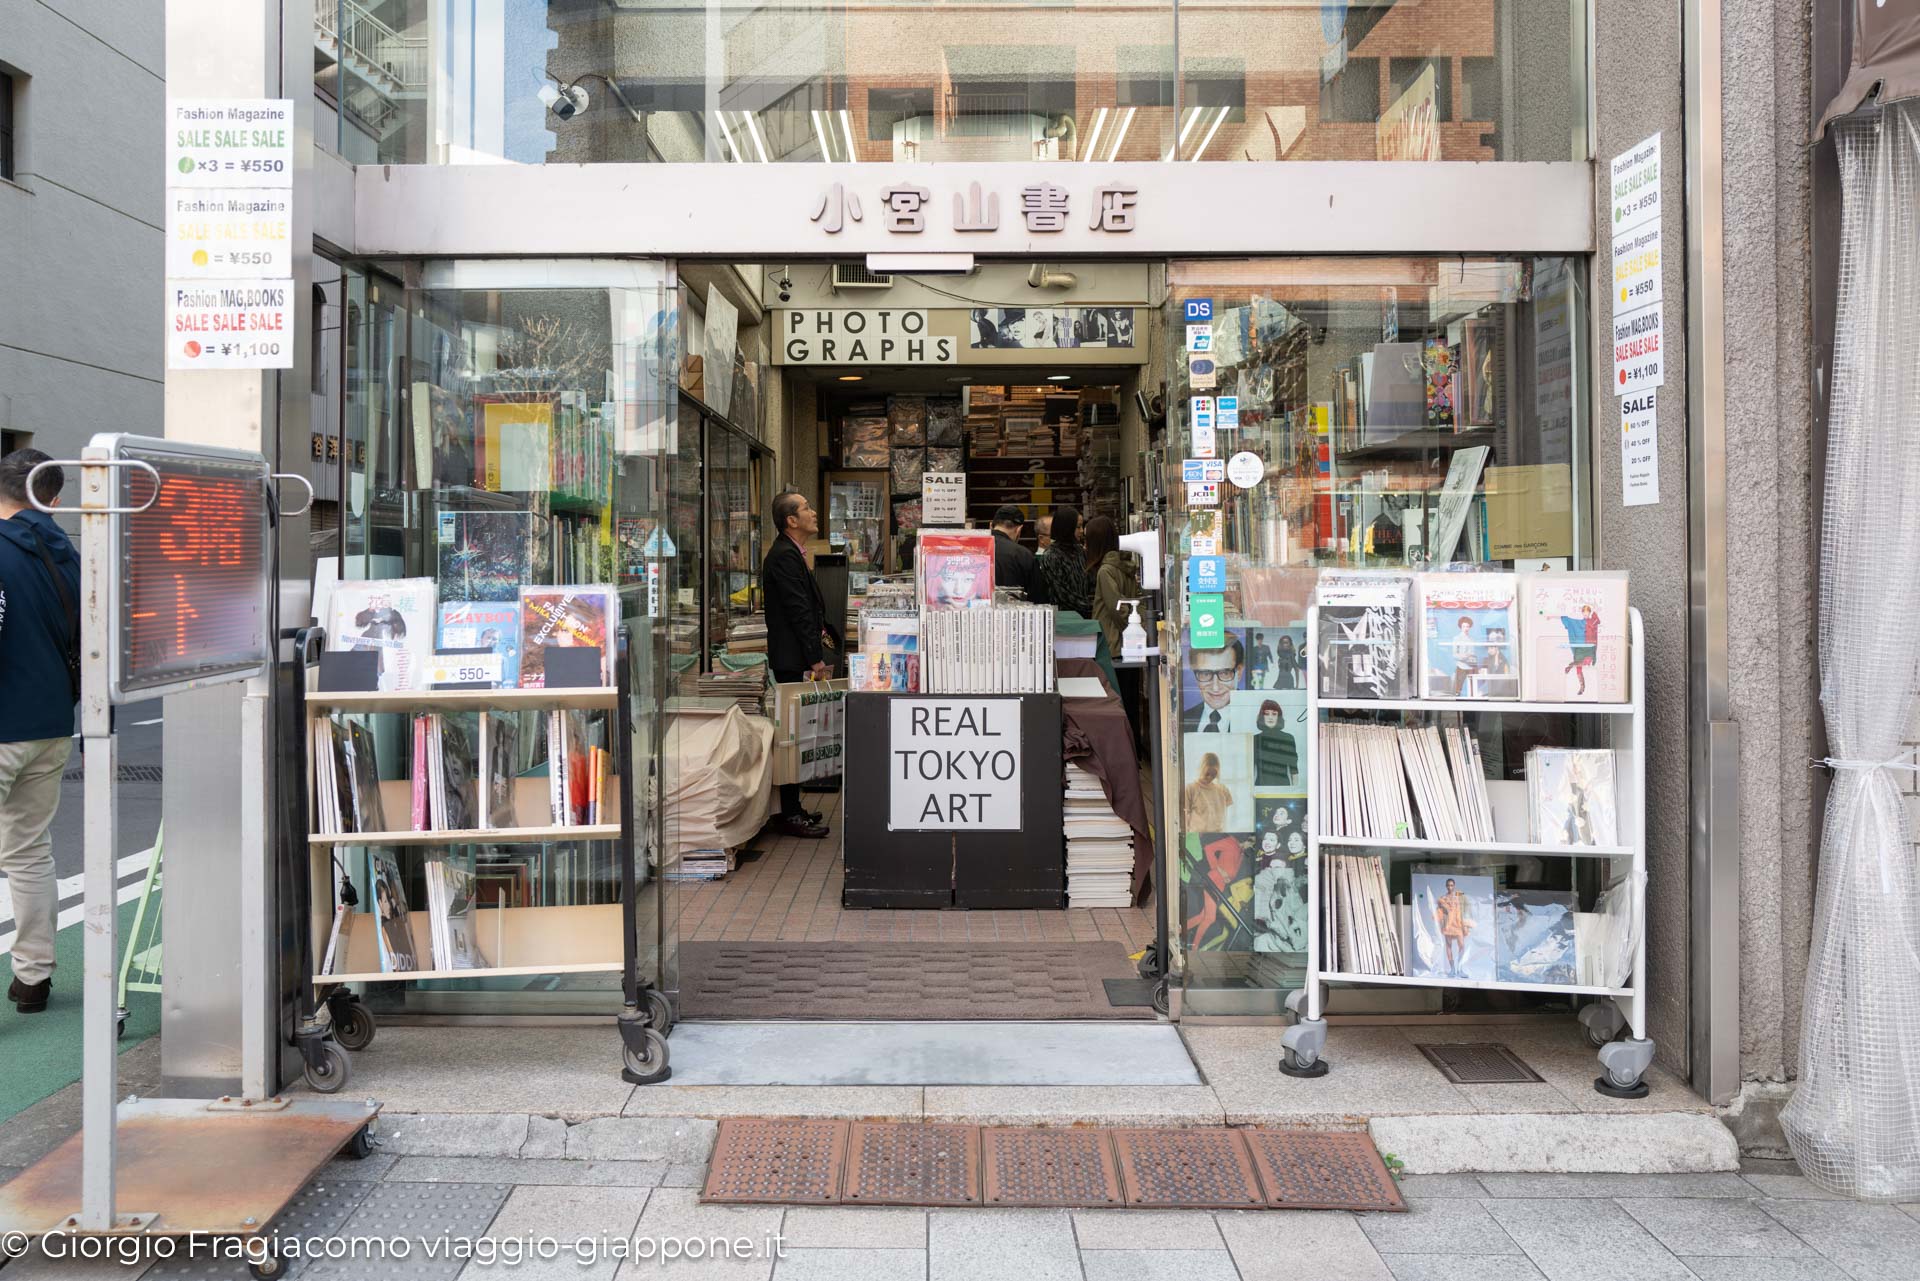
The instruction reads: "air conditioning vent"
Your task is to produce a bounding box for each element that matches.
[832,263,894,291]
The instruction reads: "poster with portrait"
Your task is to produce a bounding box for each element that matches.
[1181,832,1257,953]
[1230,690,1307,794]
[1181,731,1254,834]
[1242,624,1308,691]
[1180,626,1248,733]
[917,529,995,611]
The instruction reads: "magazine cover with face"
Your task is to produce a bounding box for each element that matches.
[369,848,418,973]
[1407,871,1497,982]
[327,578,437,692]
[917,529,995,611]
[1418,573,1519,700]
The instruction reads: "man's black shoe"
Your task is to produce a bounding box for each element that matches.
[803,809,825,825]
[8,976,51,1014]
[771,815,830,839]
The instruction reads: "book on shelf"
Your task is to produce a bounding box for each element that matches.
[1417,571,1519,700]
[409,713,478,831]
[339,721,387,834]
[1315,572,1413,699]
[1406,869,1496,981]
[922,604,1055,694]
[436,511,548,605]
[1426,446,1492,564]
[320,903,354,976]
[410,381,472,490]
[368,848,419,973]
[1518,571,1630,703]
[470,394,557,494]
[1322,852,1404,977]
[478,711,520,829]
[327,578,438,692]
[519,585,618,688]
[1526,748,1618,847]
[1495,888,1578,985]
[437,601,523,687]
[425,853,490,972]
[547,709,594,826]
[1317,721,1495,844]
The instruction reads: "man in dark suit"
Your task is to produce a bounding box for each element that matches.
[763,491,831,838]
[990,505,1046,604]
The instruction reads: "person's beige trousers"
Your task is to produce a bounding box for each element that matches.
[0,736,73,985]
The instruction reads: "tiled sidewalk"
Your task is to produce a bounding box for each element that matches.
[678,794,1156,952]
[6,1115,1912,1281]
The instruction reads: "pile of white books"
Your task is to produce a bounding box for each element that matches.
[1319,721,1495,843]
[1323,852,1405,977]
[664,849,736,882]
[923,605,1056,693]
[1063,763,1133,907]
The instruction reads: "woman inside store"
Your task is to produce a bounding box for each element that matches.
[1038,506,1092,617]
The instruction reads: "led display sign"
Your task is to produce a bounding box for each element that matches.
[104,435,272,700]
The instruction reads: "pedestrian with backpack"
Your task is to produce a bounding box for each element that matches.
[0,449,82,1014]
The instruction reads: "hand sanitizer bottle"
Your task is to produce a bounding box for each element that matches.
[1120,600,1148,661]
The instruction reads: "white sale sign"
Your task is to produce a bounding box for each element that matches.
[889,698,1022,830]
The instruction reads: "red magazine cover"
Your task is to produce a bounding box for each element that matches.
[917,529,995,611]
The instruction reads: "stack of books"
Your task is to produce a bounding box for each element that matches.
[1064,763,1133,907]
[687,667,768,715]
[726,614,768,655]
[665,849,735,881]
[1323,851,1405,977]
[1318,721,1495,843]
[922,605,1056,693]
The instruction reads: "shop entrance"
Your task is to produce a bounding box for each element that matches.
[667,259,1168,1024]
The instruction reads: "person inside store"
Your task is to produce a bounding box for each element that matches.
[1085,514,1144,746]
[990,504,1046,603]
[1034,513,1053,553]
[1037,506,1092,617]
[762,490,834,839]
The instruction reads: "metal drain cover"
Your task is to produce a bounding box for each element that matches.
[844,1122,980,1206]
[1243,1129,1406,1212]
[982,1127,1123,1207]
[1110,1128,1264,1208]
[702,1119,847,1204]
[1418,1042,1545,1085]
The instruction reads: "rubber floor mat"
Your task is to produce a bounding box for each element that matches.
[703,1120,1406,1213]
[679,942,1154,1020]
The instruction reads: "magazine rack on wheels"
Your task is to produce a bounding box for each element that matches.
[1281,606,1652,1098]
[294,625,673,1093]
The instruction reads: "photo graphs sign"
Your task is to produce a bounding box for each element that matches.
[782,309,955,364]
[889,698,1022,829]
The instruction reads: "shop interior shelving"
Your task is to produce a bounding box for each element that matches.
[1283,605,1653,1096]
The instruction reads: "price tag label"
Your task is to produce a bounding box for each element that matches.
[167,99,294,188]
[427,653,505,688]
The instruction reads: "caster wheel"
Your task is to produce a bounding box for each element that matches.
[1593,1072,1650,1100]
[346,1124,377,1160]
[1586,1024,1613,1049]
[645,988,675,1037]
[621,1028,673,1085]
[333,1002,376,1052]
[303,1040,350,1094]
[247,1248,284,1279]
[1135,943,1161,980]
[1279,1046,1330,1079]
[115,1016,127,1040]
[1150,977,1170,1017]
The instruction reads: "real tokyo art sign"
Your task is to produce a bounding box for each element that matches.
[889,698,1022,830]
[782,309,955,364]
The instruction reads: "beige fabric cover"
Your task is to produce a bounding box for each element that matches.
[665,707,773,858]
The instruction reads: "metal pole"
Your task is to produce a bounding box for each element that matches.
[78,447,118,1231]
[239,674,271,1102]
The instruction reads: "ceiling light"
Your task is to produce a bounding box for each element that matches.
[1081,106,1108,161]
[811,110,835,162]
[1047,374,1072,381]
[838,374,863,381]
[741,111,771,163]
[1191,106,1230,162]
[1178,106,1205,147]
[838,109,858,163]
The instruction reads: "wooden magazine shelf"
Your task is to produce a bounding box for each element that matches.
[313,902,623,986]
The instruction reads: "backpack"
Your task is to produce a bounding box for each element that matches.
[26,526,82,704]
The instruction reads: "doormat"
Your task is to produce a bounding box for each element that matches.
[1101,978,1158,1008]
[703,1120,1405,1212]
[679,942,1154,1020]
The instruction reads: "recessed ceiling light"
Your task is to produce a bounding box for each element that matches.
[838,374,863,381]
[1047,374,1072,382]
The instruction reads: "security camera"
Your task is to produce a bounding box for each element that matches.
[776,272,794,302]
[539,80,590,121]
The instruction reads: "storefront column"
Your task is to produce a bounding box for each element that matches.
[159,0,316,1095]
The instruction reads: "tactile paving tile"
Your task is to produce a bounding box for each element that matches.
[302,1181,513,1280]
[843,1123,981,1206]
[1417,1042,1546,1085]
[1242,1129,1407,1213]
[981,1127,1123,1207]
[1110,1128,1264,1208]
[702,1119,848,1204]
[142,1176,379,1278]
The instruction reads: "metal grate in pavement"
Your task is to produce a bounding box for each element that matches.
[703,1118,847,1204]
[844,1122,981,1206]
[1418,1042,1546,1085]
[1242,1129,1407,1212]
[64,764,163,783]
[1110,1128,1265,1209]
[981,1127,1123,1207]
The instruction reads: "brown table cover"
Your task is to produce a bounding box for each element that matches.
[1057,657,1155,903]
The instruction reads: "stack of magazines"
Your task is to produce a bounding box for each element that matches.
[1323,852,1405,977]
[688,666,768,714]
[1063,764,1133,907]
[547,710,613,826]
[423,854,489,971]
[410,713,478,831]
[665,850,735,881]
[922,606,1056,694]
[850,610,920,692]
[1318,722,1495,843]
[312,719,387,835]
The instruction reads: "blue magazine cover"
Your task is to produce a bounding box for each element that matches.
[1495,889,1578,985]
[438,601,522,687]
